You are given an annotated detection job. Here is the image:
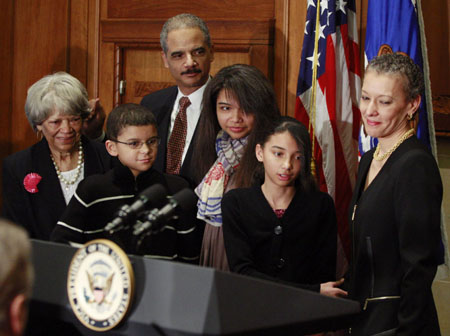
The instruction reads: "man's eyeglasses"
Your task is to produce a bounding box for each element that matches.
[113,137,160,150]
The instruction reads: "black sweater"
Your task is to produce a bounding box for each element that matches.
[51,165,202,263]
[222,185,337,291]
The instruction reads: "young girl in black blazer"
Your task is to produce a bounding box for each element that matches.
[222,116,346,296]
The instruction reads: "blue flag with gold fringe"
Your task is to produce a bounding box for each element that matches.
[359,0,434,155]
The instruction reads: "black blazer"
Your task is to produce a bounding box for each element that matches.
[222,185,337,292]
[347,136,442,335]
[141,86,199,185]
[2,136,114,240]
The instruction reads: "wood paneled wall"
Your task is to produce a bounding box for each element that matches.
[11,1,70,151]
[0,0,14,162]
[422,1,450,134]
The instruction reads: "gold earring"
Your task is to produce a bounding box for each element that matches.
[407,114,414,121]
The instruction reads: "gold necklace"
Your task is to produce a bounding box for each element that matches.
[373,129,414,161]
[51,140,84,187]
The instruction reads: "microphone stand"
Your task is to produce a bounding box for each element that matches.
[133,209,180,253]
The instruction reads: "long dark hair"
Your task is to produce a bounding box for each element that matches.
[254,116,317,193]
[192,64,280,186]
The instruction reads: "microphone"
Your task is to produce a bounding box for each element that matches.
[105,184,168,233]
[133,188,197,235]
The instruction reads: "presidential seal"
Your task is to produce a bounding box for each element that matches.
[67,239,134,331]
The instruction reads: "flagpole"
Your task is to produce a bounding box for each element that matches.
[309,0,321,178]
[416,0,438,159]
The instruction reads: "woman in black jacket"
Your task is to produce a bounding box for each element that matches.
[347,53,442,335]
[2,72,114,240]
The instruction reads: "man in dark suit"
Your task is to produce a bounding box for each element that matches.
[141,14,214,185]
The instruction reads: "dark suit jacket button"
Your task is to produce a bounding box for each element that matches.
[277,258,285,269]
[274,225,282,235]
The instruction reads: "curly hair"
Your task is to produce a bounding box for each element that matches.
[366,53,424,101]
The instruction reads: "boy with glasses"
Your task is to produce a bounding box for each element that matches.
[51,104,201,263]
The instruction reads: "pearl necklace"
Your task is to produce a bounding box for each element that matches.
[373,129,414,161]
[51,140,84,187]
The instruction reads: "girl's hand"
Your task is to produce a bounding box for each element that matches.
[319,278,348,298]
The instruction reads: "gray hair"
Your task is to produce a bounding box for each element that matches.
[0,219,33,330]
[25,71,91,132]
[366,53,424,101]
[160,13,211,54]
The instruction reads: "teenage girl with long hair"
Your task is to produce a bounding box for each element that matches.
[192,64,280,270]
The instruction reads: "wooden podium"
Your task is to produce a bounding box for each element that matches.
[28,240,359,335]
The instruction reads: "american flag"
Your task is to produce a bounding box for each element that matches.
[295,0,361,273]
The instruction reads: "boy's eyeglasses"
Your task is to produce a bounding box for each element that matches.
[113,137,160,150]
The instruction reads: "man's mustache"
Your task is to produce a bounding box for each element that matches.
[181,69,202,75]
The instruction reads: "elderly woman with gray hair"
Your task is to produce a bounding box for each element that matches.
[2,72,114,240]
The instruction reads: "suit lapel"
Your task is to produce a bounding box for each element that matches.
[352,152,373,206]
[154,88,177,173]
[180,121,198,179]
[29,139,67,237]
[83,136,105,177]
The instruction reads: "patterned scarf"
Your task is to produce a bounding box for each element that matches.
[195,130,248,226]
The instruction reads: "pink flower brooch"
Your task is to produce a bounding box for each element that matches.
[23,173,42,193]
